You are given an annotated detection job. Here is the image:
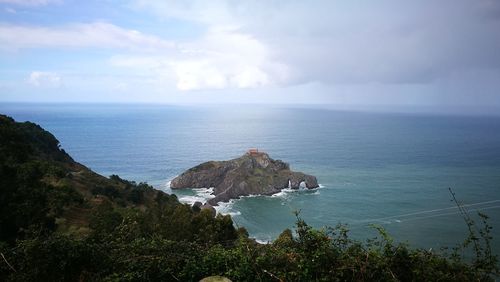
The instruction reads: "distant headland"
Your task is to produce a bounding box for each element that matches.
[170,149,319,205]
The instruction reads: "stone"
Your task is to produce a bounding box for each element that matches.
[171,151,319,205]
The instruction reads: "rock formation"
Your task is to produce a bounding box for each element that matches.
[171,151,319,205]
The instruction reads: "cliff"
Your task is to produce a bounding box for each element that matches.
[170,151,319,205]
[0,114,233,242]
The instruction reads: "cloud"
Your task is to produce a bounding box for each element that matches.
[0,22,175,51]
[0,0,61,6]
[3,0,500,101]
[131,0,500,86]
[172,26,289,90]
[110,26,290,90]
[27,71,61,87]
[2,19,285,91]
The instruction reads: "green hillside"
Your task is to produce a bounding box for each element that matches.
[0,114,497,281]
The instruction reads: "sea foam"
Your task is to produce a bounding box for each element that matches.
[170,182,325,216]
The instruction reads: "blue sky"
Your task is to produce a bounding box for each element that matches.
[1,0,500,114]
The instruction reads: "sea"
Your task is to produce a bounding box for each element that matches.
[2,103,500,254]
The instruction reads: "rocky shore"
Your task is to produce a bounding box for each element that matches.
[170,150,319,206]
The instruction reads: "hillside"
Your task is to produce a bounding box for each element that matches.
[0,114,235,242]
[0,114,497,281]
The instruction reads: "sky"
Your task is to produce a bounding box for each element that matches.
[1,0,500,114]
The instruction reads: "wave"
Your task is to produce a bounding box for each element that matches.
[218,184,326,214]
[255,238,272,244]
[271,184,324,199]
[192,187,215,198]
[178,195,207,205]
[215,199,241,216]
[159,177,177,194]
[271,188,295,198]
[169,181,325,216]
[176,187,215,206]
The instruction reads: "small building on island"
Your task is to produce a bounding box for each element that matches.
[247,148,260,156]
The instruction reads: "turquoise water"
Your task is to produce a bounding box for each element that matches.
[2,103,500,253]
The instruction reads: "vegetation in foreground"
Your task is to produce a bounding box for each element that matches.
[0,114,498,281]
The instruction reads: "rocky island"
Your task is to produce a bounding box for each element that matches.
[170,149,319,205]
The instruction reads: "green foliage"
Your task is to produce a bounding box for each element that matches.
[109,174,152,205]
[2,200,498,282]
[0,115,81,242]
[89,203,124,236]
[449,188,499,279]
[91,185,120,199]
[0,160,56,242]
[0,114,498,281]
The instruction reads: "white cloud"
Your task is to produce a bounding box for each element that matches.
[6,0,499,97]
[125,1,292,90]
[131,0,500,87]
[27,71,61,87]
[0,3,280,91]
[171,60,226,90]
[109,26,290,90]
[0,0,61,6]
[171,26,284,90]
[0,22,175,51]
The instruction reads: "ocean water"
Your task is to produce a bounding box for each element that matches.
[2,103,500,253]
